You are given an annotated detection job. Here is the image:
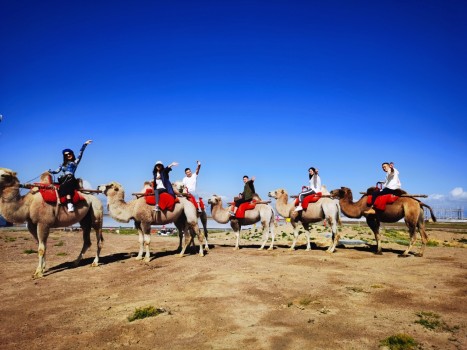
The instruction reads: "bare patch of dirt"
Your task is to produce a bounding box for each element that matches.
[0,222,465,349]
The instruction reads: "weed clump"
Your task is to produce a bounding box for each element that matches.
[128,306,166,322]
[379,333,418,349]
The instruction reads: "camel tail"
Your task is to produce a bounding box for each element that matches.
[420,203,437,223]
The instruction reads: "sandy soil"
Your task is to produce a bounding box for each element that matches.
[0,222,465,350]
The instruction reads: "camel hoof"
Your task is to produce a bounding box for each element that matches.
[326,249,334,254]
[288,248,295,252]
[257,247,264,251]
[144,257,150,263]
[267,247,273,251]
[375,251,383,255]
[32,272,43,279]
[135,256,143,261]
[91,261,99,267]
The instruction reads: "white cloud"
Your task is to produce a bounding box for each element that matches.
[429,194,445,201]
[449,187,467,200]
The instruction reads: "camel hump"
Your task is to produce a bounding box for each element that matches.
[252,193,262,201]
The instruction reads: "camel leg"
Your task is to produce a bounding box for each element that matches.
[178,225,191,257]
[416,213,428,257]
[75,213,93,267]
[289,221,300,251]
[366,217,382,255]
[303,223,312,251]
[27,220,38,243]
[231,220,241,250]
[326,215,340,254]
[267,223,276,251]
[33,225,49,279]
[200,211,209,251]
[258,220,269,250]
[141,222,152,262]
[193,223,205,257]
[134,222,145,261]
[91,225,103,267]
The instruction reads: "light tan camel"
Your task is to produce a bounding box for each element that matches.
[172,180,209,251]
[268,187,342,253]
[0,168,104,278]
[329,187,437,256]
[98,181,205,261]
[207,194,275,250]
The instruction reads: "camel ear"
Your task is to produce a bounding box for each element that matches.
[281,189,284,194]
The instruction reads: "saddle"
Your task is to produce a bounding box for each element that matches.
[294,192,322,210]
[34,183,85,205]
[233,200,258,219]
[186,194,205,211]
[144,188,179,211]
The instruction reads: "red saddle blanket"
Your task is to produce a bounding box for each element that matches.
[144,189,179,211]
[35,184,84,204]
[294,192,322,209]
[367,194,399,211]
[187,194,205,211]
[234,201,257,219]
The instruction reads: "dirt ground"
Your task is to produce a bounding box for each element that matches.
[0,222,466,350]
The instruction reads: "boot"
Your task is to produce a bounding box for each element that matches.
[363,206,375,215]
[67,202,74,212]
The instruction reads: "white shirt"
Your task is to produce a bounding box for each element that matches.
[309,174,322,193]
[182,173,198,194]
[383,168,401,190]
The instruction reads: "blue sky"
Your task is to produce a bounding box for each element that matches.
[1,0,466,211]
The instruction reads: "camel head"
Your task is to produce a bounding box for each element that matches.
[0,168,19,190]
[330,187,352,200]
[172,181,188,196]
[268,189,287,200]
[207,195,222,206]
[97,182,124,197]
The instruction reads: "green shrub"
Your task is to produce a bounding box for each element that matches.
[128,306,165,322]
[379,333,418,349]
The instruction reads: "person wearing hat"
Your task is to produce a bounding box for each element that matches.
[49,140,93,212]
[294,167,321,212]
[152,160,178,211]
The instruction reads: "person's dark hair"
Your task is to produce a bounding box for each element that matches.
[185,168,190,172]
[243,175,249,179]
[308,167,317,180]
[381,162,393,173]
[152,163,164,176]
[61,150,75,165]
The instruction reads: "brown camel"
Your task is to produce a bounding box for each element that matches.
[172,180,209,251]
[329,187,436,256]
[98,181,205,261]
[268,187,342,253]
[0,168,104,278]
[207,194,276,250]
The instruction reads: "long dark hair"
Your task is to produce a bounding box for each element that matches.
[308,167,317,180]
[153,163,164,176]
[61,149,76,166]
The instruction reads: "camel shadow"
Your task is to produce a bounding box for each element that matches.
[44,252,132,276]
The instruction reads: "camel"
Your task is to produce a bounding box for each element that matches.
[97,181,205,262]
[329,187,437,256]
[0,168,104,278]
[207,194,276,250]
[268,187,342,253]
[172,180,209,251]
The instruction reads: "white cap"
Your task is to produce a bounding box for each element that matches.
[155,161,163,165]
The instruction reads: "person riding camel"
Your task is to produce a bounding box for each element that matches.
[229,175,256,216]
[152,160,178,211]
[48,140,92,212]
[364,162,401,215]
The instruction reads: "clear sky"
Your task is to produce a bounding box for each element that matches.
[1,0,466,211]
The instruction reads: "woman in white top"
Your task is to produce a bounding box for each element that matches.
[364,162,401,215]
[295,167,321,212]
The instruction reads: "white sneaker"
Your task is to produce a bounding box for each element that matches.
[294,205,303,212]
[154,205,160,212]
[67,203,75,212]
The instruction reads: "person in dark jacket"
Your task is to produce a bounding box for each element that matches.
[229,175,256,216]
[152,160,178,211]
[49,140,92,212]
